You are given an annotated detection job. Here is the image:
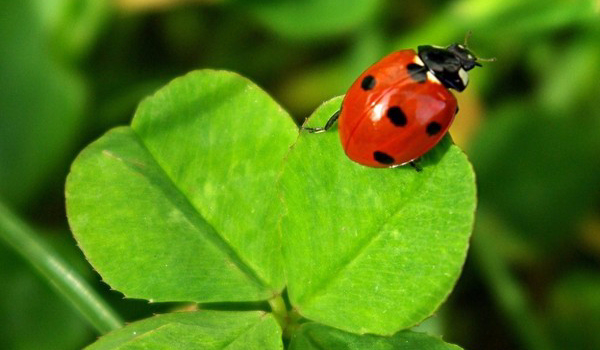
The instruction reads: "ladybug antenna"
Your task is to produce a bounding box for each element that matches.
[462,31,497,65]
[477,56,497,62]
[464,30,473,47]
[471,55,496,67]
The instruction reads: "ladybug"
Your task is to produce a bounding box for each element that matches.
[306,40,489,168]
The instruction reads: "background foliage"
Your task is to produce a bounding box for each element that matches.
[1,0,599,349]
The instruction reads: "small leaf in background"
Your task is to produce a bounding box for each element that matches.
[289,323,461,350]
[278,27,386,118]
[280,97,477,335]
[548,269,600,349]
[536,37,600,115]
[88,311,282,349]
[34,0,110,61]
[66,70,297,303]
[469,103,600,249]
[245,0,383,40]
[0,0,86,208]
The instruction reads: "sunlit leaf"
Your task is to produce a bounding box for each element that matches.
[280,97,476,334]
[290,323,461,350]
[88,311,282,350]
[66,70,297,302]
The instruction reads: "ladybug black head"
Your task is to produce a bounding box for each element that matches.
[417,43,481,92]
[446,43,481,71]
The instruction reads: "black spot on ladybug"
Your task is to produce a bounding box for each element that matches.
[407,64,427,83]
[426,122,442,136]
[361,75,376,90]
[374,151,395,164]
[387,106,407,127]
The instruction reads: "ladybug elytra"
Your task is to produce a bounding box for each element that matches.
[306,40,489,169]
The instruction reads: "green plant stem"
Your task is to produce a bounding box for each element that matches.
[268,294,303,339]
[0,200,123,334]
[472,213,555,350]
[268,294,288,330]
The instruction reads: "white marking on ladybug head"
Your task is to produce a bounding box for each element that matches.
[413,55,424,66]
[458,68,469,86]
[427,71,441,84]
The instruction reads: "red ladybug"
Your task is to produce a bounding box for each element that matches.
[306,42,487,168]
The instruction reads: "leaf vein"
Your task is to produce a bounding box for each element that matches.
[299,166,438,306]
[127,130,271,294]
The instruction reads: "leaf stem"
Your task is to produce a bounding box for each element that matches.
[268,294,288,330]
[268,293,303,339]
[472,212,555,350]
[0,200,123,334]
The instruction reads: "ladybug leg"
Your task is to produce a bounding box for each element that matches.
[409,159,422,172]
[303,110,340,133]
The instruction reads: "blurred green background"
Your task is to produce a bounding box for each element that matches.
[1,0,600,349]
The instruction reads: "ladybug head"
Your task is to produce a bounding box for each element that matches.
[446,43,481,71]
[417,43,484,92]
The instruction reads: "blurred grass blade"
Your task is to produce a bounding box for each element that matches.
[473,210,555,350]
[246,0,383,40]
[0,201,123,334]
